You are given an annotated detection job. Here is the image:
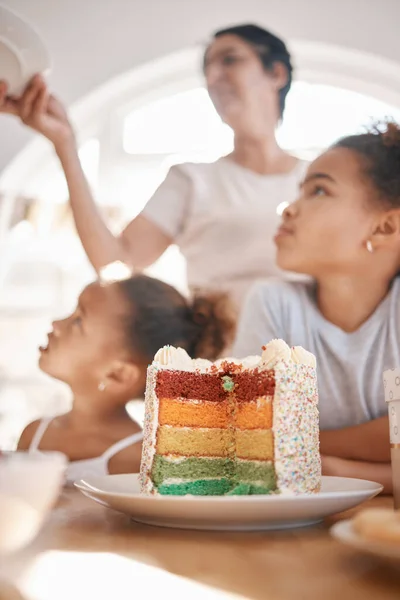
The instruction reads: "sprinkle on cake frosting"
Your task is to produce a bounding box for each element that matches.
[140,339,321,496]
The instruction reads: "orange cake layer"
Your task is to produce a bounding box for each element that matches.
[158,398,230,428]
[156,426,234,457]
[158,397,273,430]
[235,399,273,430]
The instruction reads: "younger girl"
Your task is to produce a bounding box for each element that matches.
[233,122,400,491]
[18,274,233,483]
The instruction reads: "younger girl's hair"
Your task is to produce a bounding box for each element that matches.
[116,275,236,362]
[333,120,400,208]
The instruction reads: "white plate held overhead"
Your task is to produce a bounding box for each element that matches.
[75,474,383,531]
[0,4,51,96]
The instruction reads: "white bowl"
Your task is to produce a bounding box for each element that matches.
[0,5,52,95]
[0,451,67,554]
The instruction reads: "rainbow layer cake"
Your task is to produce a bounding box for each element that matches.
[140,339,321,496]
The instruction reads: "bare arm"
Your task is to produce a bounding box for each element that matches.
[107,440,142,475]
[320,416,390,463]
[0,77,172,272]
[55,138,172,270]
[321,456,392,494]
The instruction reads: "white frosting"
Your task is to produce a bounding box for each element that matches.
[151,340,316,372]
[261,339,291,368]
[163,477,219,485]
[163,455,224,464]
[153,346,193,371]
[291,346,317,368]
[272,362,321,494]
[242,355,262,369]
[139,366,159,494]
[192,358,213,370]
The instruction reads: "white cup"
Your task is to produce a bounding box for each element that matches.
[0,451,67,554]
[383,368,400,509]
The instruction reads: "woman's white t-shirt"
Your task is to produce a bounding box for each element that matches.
[142,157,308,312]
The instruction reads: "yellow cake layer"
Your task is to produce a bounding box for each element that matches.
[236,429,274,460]
[157,426,234,457]
[158,397,273,430]
[156,426,274,460]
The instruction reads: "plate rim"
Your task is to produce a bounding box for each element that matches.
[74,474,383,503]
[331,519,400,560]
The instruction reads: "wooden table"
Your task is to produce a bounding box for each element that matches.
[1,491,399,600]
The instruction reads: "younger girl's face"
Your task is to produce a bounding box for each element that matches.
[274,147,383,277]
[39,282,134,390]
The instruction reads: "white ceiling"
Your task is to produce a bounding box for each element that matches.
[0,0,399,174]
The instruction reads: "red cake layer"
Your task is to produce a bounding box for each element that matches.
[156,371,226,402]
[155,369,276,402]
[232,370,275,401]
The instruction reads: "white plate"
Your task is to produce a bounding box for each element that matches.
[75,474,383,531]
[331,519,400,564]
[0,5,51,95]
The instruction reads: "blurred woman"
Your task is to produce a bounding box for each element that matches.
[0,24,306,316]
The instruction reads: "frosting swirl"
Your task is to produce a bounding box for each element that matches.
[153,345,193,370]
[261,339,291,368]
[291,346,317,368]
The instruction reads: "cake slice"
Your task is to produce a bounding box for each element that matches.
[140,340,321,496]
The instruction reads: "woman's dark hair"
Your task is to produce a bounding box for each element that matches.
[209,23,293,117]
[116,275,235,362]
[333,121,400,208]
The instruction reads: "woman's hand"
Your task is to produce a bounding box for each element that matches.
[0,74,74,149]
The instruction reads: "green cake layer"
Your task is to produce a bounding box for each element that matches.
[158,479,276,496]
[227,483,276,495]
[158,479,233,496]
[235,460,276,486]
[152,456,233,486]
[152,455,277,494]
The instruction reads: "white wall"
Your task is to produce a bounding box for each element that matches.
[0,0,400,173]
